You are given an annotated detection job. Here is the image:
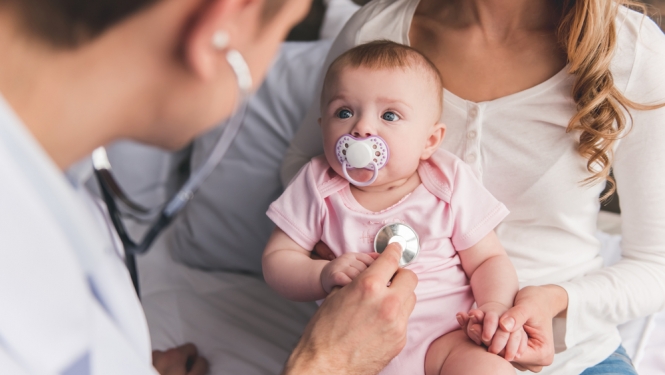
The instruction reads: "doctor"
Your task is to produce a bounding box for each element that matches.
[0,0,417,374]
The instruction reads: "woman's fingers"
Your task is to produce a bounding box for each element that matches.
[502,286,558,372]
[487,328,509,355]
[503,329,522,361]
[517,328,528,358]
[499,304,528,333]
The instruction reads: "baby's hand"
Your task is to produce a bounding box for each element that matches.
[320,252,379,293]
[457,303,528,361]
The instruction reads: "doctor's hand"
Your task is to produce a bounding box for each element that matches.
[152,343,209,375]
[283,243,418,375]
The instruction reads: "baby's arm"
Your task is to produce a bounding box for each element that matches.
[263,228,329,301]
[458,230,523,358]
[263,228,378,302]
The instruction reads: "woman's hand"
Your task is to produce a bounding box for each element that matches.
[283,243,418,375]
[458,285,567,372]
[152,343,209,375]
[459,301,528,361]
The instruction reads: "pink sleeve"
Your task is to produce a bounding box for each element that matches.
[267,161,324,251]
[449,162,509,251]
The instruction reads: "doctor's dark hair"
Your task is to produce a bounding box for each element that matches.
[0,0,288,48]
[0,0,161,47]
[322,41,444,116]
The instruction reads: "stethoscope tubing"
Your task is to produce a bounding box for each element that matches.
[93,48,252,295]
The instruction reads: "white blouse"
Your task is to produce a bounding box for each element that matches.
[280,1,665,373]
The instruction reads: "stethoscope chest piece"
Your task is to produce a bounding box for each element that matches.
[374,223,420,267]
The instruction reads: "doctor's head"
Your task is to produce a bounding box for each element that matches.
[0,0,309,165]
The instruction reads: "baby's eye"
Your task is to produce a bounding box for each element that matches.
[337,109,353,119]
[382,111,399,121]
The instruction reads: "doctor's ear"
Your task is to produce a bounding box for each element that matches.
[421,123,446,160]
[183,0,261,80]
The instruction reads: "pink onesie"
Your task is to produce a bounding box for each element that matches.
[267,149,509,375]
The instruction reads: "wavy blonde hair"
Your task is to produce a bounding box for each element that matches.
[559,0,664,199]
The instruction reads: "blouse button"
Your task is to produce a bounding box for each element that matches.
[467,130,477,139]
[468,153,477,163]
[469,107,479,118]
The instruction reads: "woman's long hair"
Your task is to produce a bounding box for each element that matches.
[559,0,663,199]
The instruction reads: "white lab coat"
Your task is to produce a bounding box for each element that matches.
[0,94,157,375]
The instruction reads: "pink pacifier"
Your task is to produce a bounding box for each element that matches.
[335,135,390,186]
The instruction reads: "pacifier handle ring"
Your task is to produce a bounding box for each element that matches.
[342,161,379,187]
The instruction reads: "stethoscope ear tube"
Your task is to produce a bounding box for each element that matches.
[93,95,248,296]
[92,48,253,296]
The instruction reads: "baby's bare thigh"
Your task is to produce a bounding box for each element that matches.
[424,330,515,375]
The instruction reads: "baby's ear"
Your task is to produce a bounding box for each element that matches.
[421,123,446,160]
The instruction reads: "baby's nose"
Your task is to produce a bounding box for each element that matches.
[352,130,372,138]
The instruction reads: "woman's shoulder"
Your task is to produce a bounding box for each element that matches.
[613,6,665,99]
[337,0,419,46]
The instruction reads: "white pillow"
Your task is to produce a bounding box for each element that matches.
[169,40,333,274]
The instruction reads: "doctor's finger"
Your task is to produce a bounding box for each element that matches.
[363,242,403,283]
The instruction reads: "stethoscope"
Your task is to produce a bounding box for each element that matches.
[93,48,252,295]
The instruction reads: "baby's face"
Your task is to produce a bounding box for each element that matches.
[320,66,444,188]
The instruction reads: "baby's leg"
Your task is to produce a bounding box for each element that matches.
[424,330,515,375]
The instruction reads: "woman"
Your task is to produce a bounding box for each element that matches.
[0,0,417,373]
[281,0,665,373]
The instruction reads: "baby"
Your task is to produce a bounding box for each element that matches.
[263,41,521,375]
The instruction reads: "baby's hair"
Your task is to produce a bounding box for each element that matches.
[321,40,444,115]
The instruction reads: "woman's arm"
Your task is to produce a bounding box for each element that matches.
[495,19,665,371]
[555,19,665,349]
[263,227,329,301]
